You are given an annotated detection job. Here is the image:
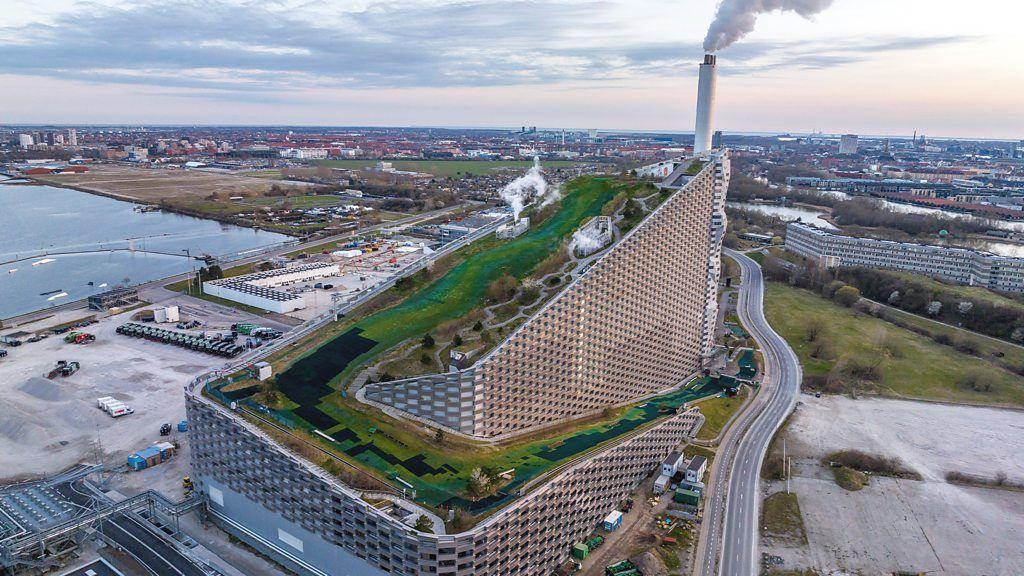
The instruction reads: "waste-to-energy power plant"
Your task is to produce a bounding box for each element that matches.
[185,55,731,576]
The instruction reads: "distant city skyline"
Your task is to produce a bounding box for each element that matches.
[1,0,1021,139]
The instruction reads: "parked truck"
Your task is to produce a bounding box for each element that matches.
[97,396,133,418]
[605,560,640,576]
[117,323,242,357]
[47,360,80,378]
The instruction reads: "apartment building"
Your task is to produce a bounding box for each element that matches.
[364,152,730,439]
[785,222,1024,293]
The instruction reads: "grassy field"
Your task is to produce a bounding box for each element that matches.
[31,164,280,202]
[163,193,353,226]
[241,169,284,179]
[764,283,1024,407]
[760,492,808,546]
[873,303,1024,372]
[695,389,748,441]
[317,159,580,177]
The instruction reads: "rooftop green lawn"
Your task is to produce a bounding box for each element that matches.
[764,282,1024,407]
[684,160,707,175]
[211,376,723,513]
[288,176,625,395]
[316,159,580,178]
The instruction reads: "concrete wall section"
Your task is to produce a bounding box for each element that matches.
[205,477,385,576]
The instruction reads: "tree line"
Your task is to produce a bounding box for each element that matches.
[763,254,1024,346]
[832,198,989,236]
[836,266,1024,342]
[727,175,841,208]
[728,168,994,239]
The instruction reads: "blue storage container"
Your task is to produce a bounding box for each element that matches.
[177,420,189,432]
[127,445,163,471]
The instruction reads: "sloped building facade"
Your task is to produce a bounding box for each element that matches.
[365,152,730,439]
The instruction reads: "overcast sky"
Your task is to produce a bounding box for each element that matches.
[0,0,1021,138]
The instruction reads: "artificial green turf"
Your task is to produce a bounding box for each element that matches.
[219,376,723,512]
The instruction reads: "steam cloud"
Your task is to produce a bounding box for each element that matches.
[500,157,557,221]
[570,227,605,256]
[703,0,835,52]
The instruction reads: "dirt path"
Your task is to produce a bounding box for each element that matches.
[580,478,672,575]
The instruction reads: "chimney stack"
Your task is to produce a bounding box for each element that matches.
[694,54,718,155]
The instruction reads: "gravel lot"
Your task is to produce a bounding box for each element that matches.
[0,305,236,480]
[763,395,1024,576]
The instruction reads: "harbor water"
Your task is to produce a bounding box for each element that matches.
[0,182,291,319]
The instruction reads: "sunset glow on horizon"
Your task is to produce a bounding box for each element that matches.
[1,0,1021,138]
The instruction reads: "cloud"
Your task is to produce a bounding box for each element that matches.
[0,0,976,96]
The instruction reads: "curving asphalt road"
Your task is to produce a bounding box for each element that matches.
[696,249,802,576]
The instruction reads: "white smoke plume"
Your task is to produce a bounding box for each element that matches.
[538,183,562,210]
[570,227,605,256]
[703,0,835,52]
[500,157,555,221]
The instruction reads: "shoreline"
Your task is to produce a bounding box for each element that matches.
[20,176,307,238]
[0,180,298,323]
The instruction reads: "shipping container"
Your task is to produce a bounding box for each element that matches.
[603,511,623,531]
[127,445,163,471]
[673,488,700,506]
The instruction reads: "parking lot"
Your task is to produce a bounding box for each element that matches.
[0,298,284,481]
